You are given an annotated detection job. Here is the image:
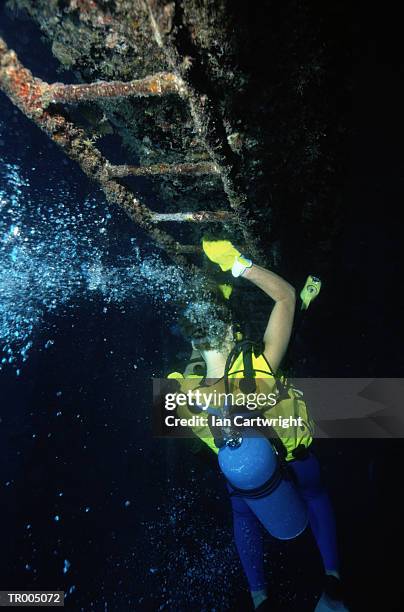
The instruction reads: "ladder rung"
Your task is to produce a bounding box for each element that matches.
[176,245,202,254]
[45,72,184,106]
[107,161,218,178]
[150,211,235,223]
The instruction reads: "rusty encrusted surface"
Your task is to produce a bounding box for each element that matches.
[150,210,234,223]
[0,35,220,308]
[7,0,269,264]
[143,0,265,263]
[4,0,347,309]
[107,160,218,178]
[46,72,185,105]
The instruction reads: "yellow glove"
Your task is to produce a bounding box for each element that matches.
[202,239,252,276]
[202,239,241,271]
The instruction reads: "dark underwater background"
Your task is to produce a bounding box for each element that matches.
[0,1,403,610]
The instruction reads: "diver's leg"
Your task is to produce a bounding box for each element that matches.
[289,452,338,572]
[227,484,267,609]
[289,452,349,611]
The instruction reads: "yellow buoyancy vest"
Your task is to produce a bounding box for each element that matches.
[225,350,314,460]
[169,346,314,461]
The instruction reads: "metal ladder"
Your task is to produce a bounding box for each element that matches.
[0,4,265,302]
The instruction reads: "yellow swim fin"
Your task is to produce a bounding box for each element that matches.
[202,239,241,272]
[300,275,322,310]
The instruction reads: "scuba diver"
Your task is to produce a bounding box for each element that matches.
[168,240,349,612]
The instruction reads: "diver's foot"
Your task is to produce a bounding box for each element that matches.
[254,594,283,612]
[314,575,350,611]
[254,597,271,611]
[251,589,268,609]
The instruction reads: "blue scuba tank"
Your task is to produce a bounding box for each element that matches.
[218,431,308,540]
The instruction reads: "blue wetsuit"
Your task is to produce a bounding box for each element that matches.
[227,451,338,591]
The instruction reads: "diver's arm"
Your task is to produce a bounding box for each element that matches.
[242,264,296,372]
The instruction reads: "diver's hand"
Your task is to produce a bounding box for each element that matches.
[202,239,252,276]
